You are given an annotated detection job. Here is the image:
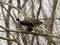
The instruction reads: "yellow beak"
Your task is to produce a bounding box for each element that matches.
[19,13,23,17]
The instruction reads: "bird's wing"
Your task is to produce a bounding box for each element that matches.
[34,25,48,33]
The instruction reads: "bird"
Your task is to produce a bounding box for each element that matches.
[16,13,43,31]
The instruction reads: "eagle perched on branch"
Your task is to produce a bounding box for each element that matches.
[16,13,46,32]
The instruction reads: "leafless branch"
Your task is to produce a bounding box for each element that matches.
[0,37,15,41]
[0,1,23,13]
[0,25,60,39]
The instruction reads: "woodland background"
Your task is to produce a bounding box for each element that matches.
[0,0,60,45]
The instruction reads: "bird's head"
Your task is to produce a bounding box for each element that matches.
[18,13,25,21]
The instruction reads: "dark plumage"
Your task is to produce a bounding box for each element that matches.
[16,18,43,31]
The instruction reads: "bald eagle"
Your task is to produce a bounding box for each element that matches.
[16,13,43,31]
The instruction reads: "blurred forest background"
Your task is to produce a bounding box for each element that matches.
[0,0,60,45]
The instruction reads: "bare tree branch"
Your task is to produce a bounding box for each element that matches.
[0,25,60,39]
[0,37,15,41]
